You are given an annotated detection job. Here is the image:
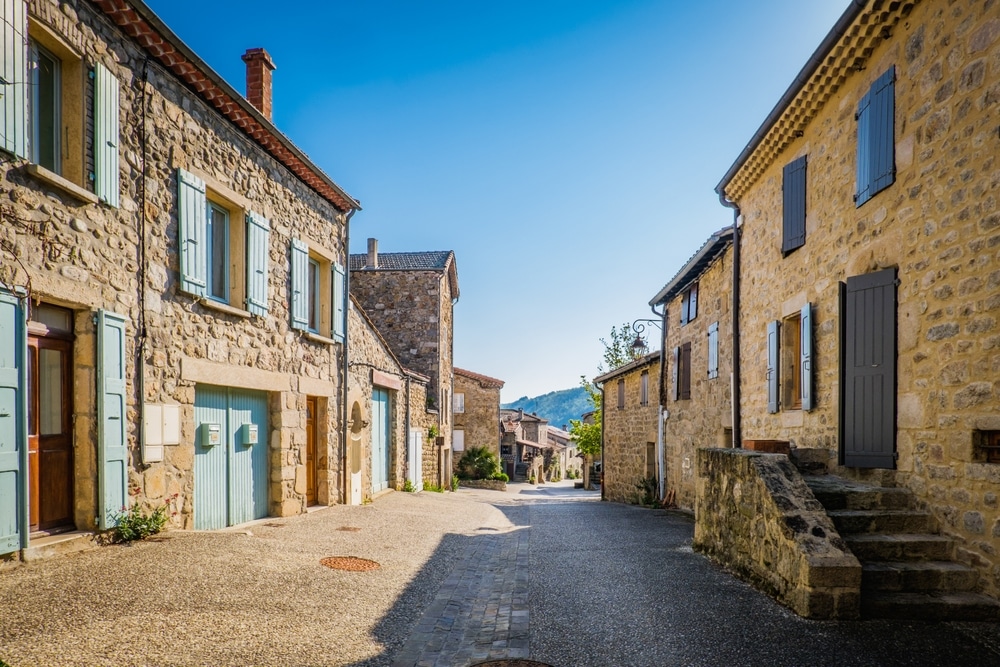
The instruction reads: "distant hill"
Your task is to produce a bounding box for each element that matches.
[501,386,591,431]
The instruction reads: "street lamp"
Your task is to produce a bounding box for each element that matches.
[630,318,661,359]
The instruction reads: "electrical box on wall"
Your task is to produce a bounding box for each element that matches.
[242,423,258,446]
[202,423,222,447]
[143,403,183,463]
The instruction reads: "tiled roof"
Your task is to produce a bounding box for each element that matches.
[594,350,661,384]
[454,367,505,389]
[349,251,454,271]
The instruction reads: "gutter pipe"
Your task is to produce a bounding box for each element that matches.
[719,195,742,449]
[341,208,356,503]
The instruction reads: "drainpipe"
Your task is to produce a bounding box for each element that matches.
[341,208,356,503]
[719,194,741,448]
[404,373,411,485]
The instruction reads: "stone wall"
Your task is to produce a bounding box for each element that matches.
[601,357,660,505]
[662,247,734,509]
[730,0,1000,595]
[695,449,861,619]
[453,373,501,456]
[2,0,350,530]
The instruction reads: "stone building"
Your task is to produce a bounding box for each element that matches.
[349,238,459,485]
[453,367,504,457]
[706,0,1000,614]
[499,409,549,480]
[546,425,581,479]
[0,0,360,556]
[347,296,430,499]
[595,352,661,504]
[650,228,734,509]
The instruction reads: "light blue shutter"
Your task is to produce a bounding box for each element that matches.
[707,321,719,380]
[290,239,308,330]
[801,303,813,411]
[177,169,207,296]
[767,320,780,414]
[332,262,345,342]
[0,0,27,158]
[98,310,129,530]
[94,62,120,207]
[245,211,270,316]
[0,290,27,554]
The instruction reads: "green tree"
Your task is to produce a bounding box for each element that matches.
[598,321,640,373]
[569,376,602,489]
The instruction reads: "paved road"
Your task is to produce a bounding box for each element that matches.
[2,480,1000,666]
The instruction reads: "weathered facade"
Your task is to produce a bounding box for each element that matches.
[349,239,459,487]
[0,0,358,556]
[546,425,581,479]
[347,296,430,500]
[715,0,1000,603]
[596,353,661,504]
[453,367,504,456]
[652,229,735,509]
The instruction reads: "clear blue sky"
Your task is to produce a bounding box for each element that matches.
[145,0,847,402]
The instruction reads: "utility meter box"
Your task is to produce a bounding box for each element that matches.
[202,423,222,447]
[243,423,259,446]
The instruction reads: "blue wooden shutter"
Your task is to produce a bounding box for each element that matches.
[98,310,129,530]
[332,262,346,342]
[177,169,207,296]
[671,347,679,401]
[94,62,120,207]
[0,0,27,159]
[801,303,813,411]
[870,67,896,195]
[855,88,872,206]
[707,321,719,380]
[290,239,309,330]
[245,211,270,316]
[767,320,780,413]
[0,290,27,555]
[782,156,807,253]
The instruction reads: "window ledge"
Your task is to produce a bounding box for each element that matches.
[198,298,252,319]
[26,164,99,206]
[303,331,338,346]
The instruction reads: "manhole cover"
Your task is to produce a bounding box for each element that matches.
[320,556,380,571]
[470,662,553,667]
[338,526,362,532]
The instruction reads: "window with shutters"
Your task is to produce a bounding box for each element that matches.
[707,322,719,380]
[290,238,344,342]
[680,282,698,325]
[453,393,465,414]
[976,431,1000,465]
[206,201,231,303]
[782,313,802,410]
[678,342,692,400]
[855,66,895,207]
[782,156,807,254]
[768,304,813,413]
[640,371,649,406]
[617,379,625,410]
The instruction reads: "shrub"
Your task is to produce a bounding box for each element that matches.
[112,500,171,543]
[451,474,460,491]
[456,446,502,480]
[402,479,416,493]
[490,472,509,483]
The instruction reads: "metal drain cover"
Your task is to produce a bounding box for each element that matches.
[320,556,380,571]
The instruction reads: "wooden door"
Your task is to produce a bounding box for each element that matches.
[306,397,317,505]
[27,335,74,532]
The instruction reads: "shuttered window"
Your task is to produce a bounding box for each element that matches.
[453,393,465,414]
[290,239,309,330]
[93,62,119,207]
[97,310,128,530]
[617,379,625,410]
[0,2,28,158]
[680,282,699,325]
[245,212,270,316]
[679,342,692,400]
[707,322,719,380]
[640,371,649,406]
[0,290,28,555]
[782,156,806,254]
[332,262,346,342]
[177,169,208,297]
[767,320,780,413]
[801,303,813,411]
[855,67,895,207]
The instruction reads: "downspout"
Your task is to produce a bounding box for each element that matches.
[136,56,150,465]
[404,373,411,485]
[598,381,605,501]
[719,194,741,449]
[341,208,356,503]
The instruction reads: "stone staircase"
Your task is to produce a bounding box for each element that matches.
[802,474,1000,620]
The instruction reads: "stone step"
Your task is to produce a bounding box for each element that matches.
[22,531,97,562]
[828,509,936,535]
[846,533,954,562]
[861,591,1000,621]
[862,561,980,593]
[805,477,912,511]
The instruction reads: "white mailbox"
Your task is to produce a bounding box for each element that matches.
[243,423,259,446]
[202,423,222,447]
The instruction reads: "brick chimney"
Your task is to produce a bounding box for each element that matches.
[366,238,379,269]
[242,48,276,121]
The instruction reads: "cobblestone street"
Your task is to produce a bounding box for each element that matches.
[3,482,1000,666]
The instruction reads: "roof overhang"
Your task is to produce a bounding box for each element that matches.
[649,227,733,308]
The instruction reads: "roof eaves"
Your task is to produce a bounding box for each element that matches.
[648,227,733,307]
[593,351,661,384]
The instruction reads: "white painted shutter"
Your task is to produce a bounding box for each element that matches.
[177,168,207,296]
[245,211,270,316]
[0,1,27,158]
[331,262,345,341]
[453,393,465,414]
[98,310,129,530]
[0,290,27,554]
[801,303,813,411]
[707,321,719,379]
[290,239,309,330]
[452,429,464,452]
[94,62,120,207]
[767,320,780,414]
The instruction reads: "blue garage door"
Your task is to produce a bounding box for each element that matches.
[194,386,268,530]
[372,388,390,493]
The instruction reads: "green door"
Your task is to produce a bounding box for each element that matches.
[372,389,390,493]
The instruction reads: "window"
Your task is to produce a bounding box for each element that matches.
[855,66,895,207]
[767,304,813,413]
[453,393,465,414]
[453,429,465,452]
[782,156,807,253]
[978,431,1000,465]
[30,41,60,173]
[680,282,698,325]
[290,237,345,340]
[645,442,656,479]
[617,379,625,410]
[178,168,270,317]
[707,322,719,380]
[307,257,320,332]
[672,343,692,401]
[640,371,649,406]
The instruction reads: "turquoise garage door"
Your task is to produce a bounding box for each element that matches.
[194,386,268,530]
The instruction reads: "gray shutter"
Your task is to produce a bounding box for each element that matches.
[689,283,698,321]
[332,262,346,342]
[855,88,872,206]
[782,156,807,253]
[245,211,270,316]
[671,347,679,401]
[0,0,27,158]
[94,62,120,207]
[767,320,780,413]
[801,303,813,411]
[870,67,896,195]
[0,290,27,554]
[707,321,719,380]
[680,292,689,325]
[680,342,692,400]
[177,169,207,296]
[98,310,129,530]
[290,238,309,330]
